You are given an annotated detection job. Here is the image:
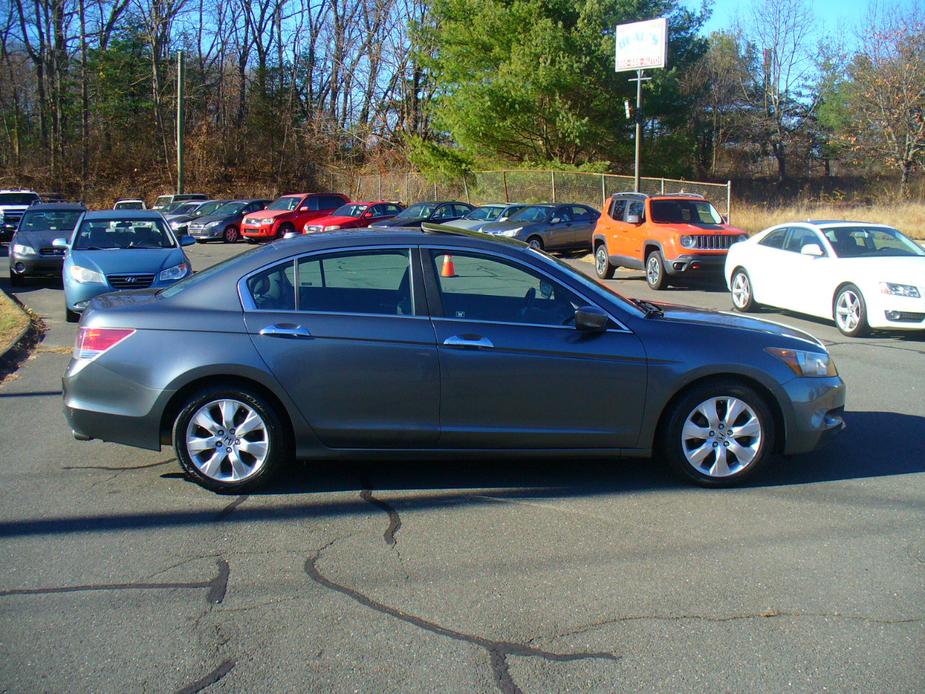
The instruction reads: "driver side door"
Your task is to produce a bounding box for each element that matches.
[422,247,647,448]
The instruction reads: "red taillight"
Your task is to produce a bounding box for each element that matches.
[73,327,135,360]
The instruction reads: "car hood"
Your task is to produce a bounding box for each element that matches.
[654,302,824,347]
[657,222,744,234]
[69,248,187,275]
[835,256,925,284]
[13,229,70,247]
[481,220,540,234]
[243,209,290,222]
[310,214,361,227]
[165,213,195,223]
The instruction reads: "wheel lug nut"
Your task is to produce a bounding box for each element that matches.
[712,442,717,447]
[709,431,714,437]
[217,430,224,436]
[226,447,232,453]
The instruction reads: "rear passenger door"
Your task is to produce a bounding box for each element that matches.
[568,205,598,250]
[243,247,439,447]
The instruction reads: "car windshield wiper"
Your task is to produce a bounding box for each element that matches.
[630,298,664,318]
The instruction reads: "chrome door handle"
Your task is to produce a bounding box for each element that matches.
[443,335,494,349]
[259,323,312,339]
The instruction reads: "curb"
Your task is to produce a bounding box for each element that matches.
[0,290,44,379]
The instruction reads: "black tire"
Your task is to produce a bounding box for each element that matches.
[594,243,616,279]
[833,284,870,337]
[65,304,80,323]
[526,236,543,251]
[9,272,24,287]
[278,223,294,239]
[173,385,290,493]
[660,379,775,487]
[222,226,239,243]
[730,268,757,312]
[645,250,669,290]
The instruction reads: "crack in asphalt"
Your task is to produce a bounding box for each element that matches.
[360,480,401,546]
[216,494,249,522]
[304,548,619,694]
[173,659,235,694]
[62,458,175,472]
[0,559,229,605]
[544,609,924,642]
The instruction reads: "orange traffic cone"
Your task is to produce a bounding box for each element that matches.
[441,254,457,278]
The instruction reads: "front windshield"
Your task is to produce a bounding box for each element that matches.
[73,218,175,250]
[509,206,552,223]
[192,201,224,218]
[19,210,82,232]
[0,193,40,205]
[823,226,925,258]
[164,201,191,213]
[466,206,503,221]
[395,203,436,220]
[153,196,172,208]
[267,196,301,211]
[650,199,723,225]
[213,202,246,216]
[332,203,368,217]
[115,201,144,210]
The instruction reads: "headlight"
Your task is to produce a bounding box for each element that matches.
[498,227,522,237]
[680,235,696,248]
[205,220,221,228]
[259,218,274,225]
[69,265,104,284]
[169,220,183,229]
[323,225,341,232]
[880,282,920,298]
[12,243,36,256]
[766,347,837,377]
[737,234,748,243]
[158,262,189,282]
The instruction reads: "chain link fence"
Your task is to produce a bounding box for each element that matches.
[349,170,733,218]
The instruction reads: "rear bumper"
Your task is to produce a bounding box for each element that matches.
[780,375,846,455]
[663,254,727,275]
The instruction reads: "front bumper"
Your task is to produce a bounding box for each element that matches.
[242,224,276,238]
[663,254,727,275]
[867,292,925,331]
[780,375,846,455]
[189,225,223,239]
[10,253,64,277]
[64,274,186,313]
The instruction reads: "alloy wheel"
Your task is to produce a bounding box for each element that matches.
[595,246,608,275]
[731,272,751,309]
[680,396,763,478]
[646,254,661,286]
[185,398,269,482]
[835,289,861,333]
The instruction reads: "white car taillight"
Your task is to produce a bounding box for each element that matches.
[74,327,135,361]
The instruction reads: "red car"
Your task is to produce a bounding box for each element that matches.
[241,192,349,241]
[303,200,405,234]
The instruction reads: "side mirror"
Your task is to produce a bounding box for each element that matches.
[300,206,310,212]
[180,235,196,246]
[550,217,560,225]
[801,243,824,257]
[363,210,374,218]
[721,215,729,224]
[574,306,608,332]
[52,237,68,248]
[626,214,641,224]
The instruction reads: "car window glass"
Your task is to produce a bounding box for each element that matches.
[453,204,472,217]
[758,229,787,249]
[384,204,402,215]
[21,210,82,231]
[555,207,572,222]
[625,201,644,220]
[509,206,550,223]
[784,227,822,253]
[295,250,413,316]
[429,251,584,327]
[431,205,454,220]
[570,206,589,219]
[609,199,627,220]
[247,261,296,311]
[73,219,174,249]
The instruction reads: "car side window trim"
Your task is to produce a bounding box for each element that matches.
[418,244,631,333]
[238,245,425,319]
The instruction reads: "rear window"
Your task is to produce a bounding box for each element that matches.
[19,210,82,232]
[0,193,39,205]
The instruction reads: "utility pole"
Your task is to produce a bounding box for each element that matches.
[628,69,651,192]
[176,50,185,194]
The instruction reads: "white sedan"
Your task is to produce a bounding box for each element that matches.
[724,221,925,336]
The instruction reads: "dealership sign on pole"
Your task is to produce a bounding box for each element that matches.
[615,18,668,192]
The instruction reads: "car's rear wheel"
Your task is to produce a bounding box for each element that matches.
[222,226,239,243]
[661,379,774,486]
[833,284,869,337]
[173,386,289,492]
[645,250,669,290]
[594,243,616,279]
[65,304,80,323]
[730,268,757,312]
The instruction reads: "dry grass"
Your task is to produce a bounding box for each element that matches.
[0,290,30,354]
[731,202,925,239]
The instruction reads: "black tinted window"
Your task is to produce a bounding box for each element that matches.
[295,250,413,316]
[247,261,296,311]
[759,229,787,249]
[609,199,627,220]
[429,251,583,327]
[784,227,823,253]
[20,210,82,231]
[626,201,644,220]
[319,195,345,210]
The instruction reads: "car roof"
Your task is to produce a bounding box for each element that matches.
[804,220,892,227]
[0,189,39,194]
[24,202,86,211]
[83,210,165,220]
[410,200,470,205]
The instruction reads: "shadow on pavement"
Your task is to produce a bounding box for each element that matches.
[1,412,921,539]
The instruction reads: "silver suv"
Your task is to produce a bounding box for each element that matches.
[0,189,41,241]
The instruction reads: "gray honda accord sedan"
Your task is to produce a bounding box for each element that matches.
[63,228,845,492]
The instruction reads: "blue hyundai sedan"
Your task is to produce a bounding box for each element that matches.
[59,210,195,322]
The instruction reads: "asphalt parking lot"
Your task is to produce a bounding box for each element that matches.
[1,240,923,693]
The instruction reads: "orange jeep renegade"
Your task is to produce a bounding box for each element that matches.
[592,192,748,289]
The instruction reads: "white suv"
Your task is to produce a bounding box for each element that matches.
[0,189,41,241]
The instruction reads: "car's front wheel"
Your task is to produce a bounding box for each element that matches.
[526,236,543,251]
[833,284,869,337]
[9,271,24,287]
[173,386,290,492]
[645,250,669,290]
[594,243,616,279]
[730,268,757,312]
[661,379,775,486]
[65,304,80,323]
[278,223,294,239]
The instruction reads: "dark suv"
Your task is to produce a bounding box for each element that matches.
[9,202,87,285]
